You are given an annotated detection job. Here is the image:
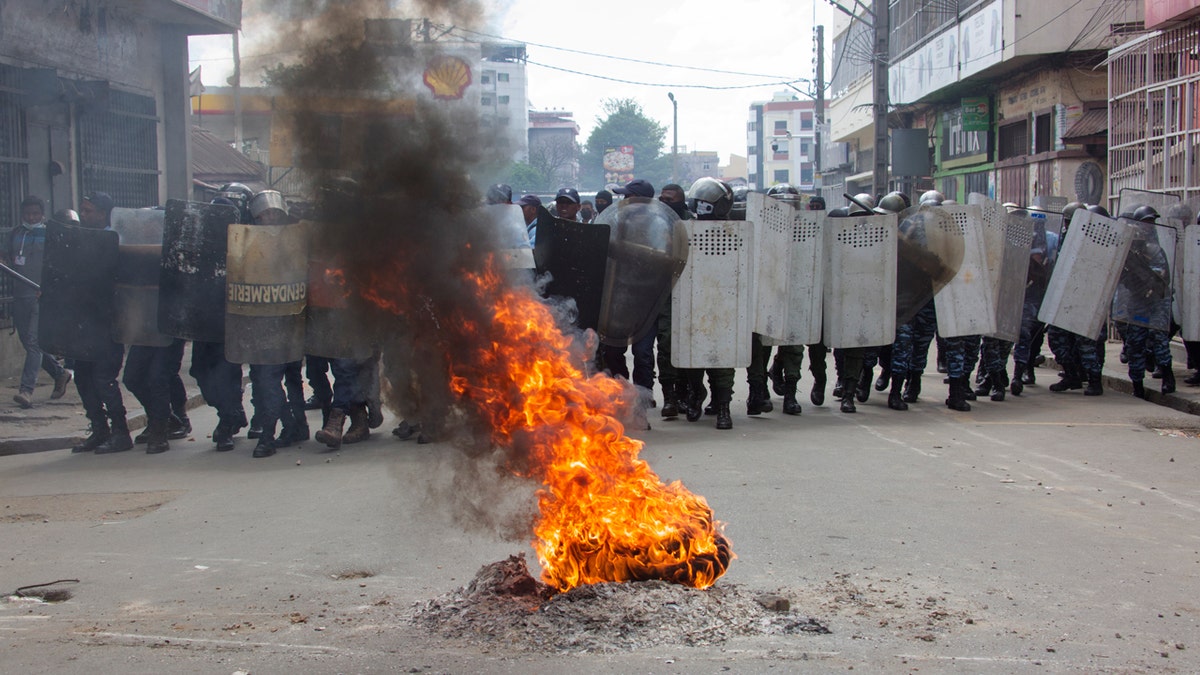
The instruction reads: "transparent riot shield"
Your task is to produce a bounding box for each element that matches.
[672,219,755,368]
[305,221,373,360]
[1039,211,1136,339]
[159,200,240,342]
[225,222,310,365]
[933,204,996,337]
[534,217,611,332]
[1117,188,1181,219]
[989,212,1036,342]
[822,213,898,348]
[110,208,171,347]
[896,205,963,326]
[484,204,535,271]
[596,198,689,347]
[1111,219,1174,332]
[747,192,795,342]
[1031,196,1067,235]
[1181,224,1200,340]
[39,223,120,361]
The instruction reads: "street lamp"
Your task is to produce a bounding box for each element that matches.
[667,92,678,184]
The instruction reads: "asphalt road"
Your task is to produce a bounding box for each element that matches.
[2,378,1199,673]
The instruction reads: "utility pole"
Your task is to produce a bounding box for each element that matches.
[814,25,825,181]
[232,30,243,152]
[668,92,678,184]
[871,0,889,197]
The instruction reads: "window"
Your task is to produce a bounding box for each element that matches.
[497,72,510,82]
[1034,111,1053,153]
[481,72,493,84]
[498,95,510,105]
[774,169,790,183]
[801,163,814,185]
[800,113,813,130]
[998,120,1029,160]
[800,141,811,157]
[747,121,756,132]
[481,95,493,106]
[702,162,712,170]
[964,170,990,196]
[77,89,159,209]
[774,120,788,133]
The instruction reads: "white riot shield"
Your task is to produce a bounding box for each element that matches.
[1111,220,1174,332]
[989,213,1036,342]
[822,214,897,348]
[748,193,794,341]
[934,204,995,337]
[1182,225,1200,340]
[1039,211,1136,339]
[672,220,755,368]
[772,209,825,345]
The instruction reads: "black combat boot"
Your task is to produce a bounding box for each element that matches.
[95,420,133,454]
[782,379,801,415]
[902,372,922,403]
[713,389,733,430]
[810,371,826,406]
[747,382,771,415]
[1010,363,1025,396]
[1022,365,1036,385]
[213,420,236,452]
[277,408,310,448]
[168,413,192,440]
[661,383,680,419]
[887,374,908,411]
[831,379,844,400]
[856,368,872,403]
[1131,379,1145,399]
[1083,373,1104,397]
[1049,367,1083,392]
[974,373,993,397]
[769,357,785,396]
[1161,368,1176,394]
[73,421,110,453]
[1184,370,1200,386]
[839,379,857,413]
[990,370,1009,401]
[685,382,706,423]
[144,418,170,455]
[945,377,971,412]
[253,432,277,458]
[875,365,891,392]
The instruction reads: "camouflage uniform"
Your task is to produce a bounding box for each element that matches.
[890,301,937,379]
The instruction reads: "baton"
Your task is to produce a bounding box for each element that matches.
[843,192,875,214]
[0,261,40,291]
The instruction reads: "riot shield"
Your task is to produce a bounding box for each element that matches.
[305,221,373,360]
[895,205,963,325]
[763,207,826,346]
[110,208,171,347]
[933,204,996,337]
[110,207,165,245]
[1182,224,1200,340]
[534,217,611,332]
[38,223,119,360]
[1117,188,1181,219]
[1031,196,1067,235]
[159,200,240,342]
[672,219,755,368]
[224,222,309,365]
[596,198,688,347]
[1039,211,1136,339]
[1111,219,1174,331]
[988,212,1036,342]
[822,214,898,349]
[747,192,796,342]
[484,204,535,271]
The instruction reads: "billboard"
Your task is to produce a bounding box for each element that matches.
[603,146,635,185]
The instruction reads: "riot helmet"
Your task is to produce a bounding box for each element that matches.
[808,195,826,211]
[875,191,907,214]
[219,182,255,222]
[486,183,513,205]
[766,183,801,203]
[687,177,734,220]
[847,193,876,216]
[827,206,851,218]
[1086,204,1111,218]
[919,190,945,206]
[249,190,289,224]
[1061,201,1084,226]
[1132,205,1159,223]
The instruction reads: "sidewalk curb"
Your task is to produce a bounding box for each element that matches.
[1045,356,1200,416]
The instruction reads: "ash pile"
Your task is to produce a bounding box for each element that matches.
[410,555,829,652]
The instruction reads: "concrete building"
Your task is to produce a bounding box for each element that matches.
[673,148,721,186]
[0,0,240,377]
[720,154,749,187]
[528,110,580,189]
[826,0,1141,205]
[747,93,817,192]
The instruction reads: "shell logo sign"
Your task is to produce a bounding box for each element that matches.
[423,55,472,100]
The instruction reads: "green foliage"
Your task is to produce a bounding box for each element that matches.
[579,98,670,190]
[499,161,551,195]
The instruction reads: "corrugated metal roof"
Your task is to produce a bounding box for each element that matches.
[1062,109,1108,141]
[191,126,264,182]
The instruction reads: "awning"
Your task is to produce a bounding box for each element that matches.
[1062,109,1108,142]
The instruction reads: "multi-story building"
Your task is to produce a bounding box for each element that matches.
[528,110,579,189]
[826,0,1141,205]
[673,148,721,186]
[0,0,240,376]
[747,93,817,191]
[477,40,529,161]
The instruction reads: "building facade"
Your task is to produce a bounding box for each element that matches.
[747,94,817,192]
[527,110,579,189]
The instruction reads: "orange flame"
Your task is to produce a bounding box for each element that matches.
[365,255,732,592]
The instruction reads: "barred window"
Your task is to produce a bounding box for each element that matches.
[77,89,159,208]
[998,120,1028,160]
[0,64,29,330]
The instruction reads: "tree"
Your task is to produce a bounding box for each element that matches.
[498,161,550,195]
[579,98,670,190]
[528,135,578,190]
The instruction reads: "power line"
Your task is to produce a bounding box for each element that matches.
[526,60,808,91]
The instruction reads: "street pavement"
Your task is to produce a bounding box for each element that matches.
[1,344,1199,672]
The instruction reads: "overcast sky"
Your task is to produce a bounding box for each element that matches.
[189,0,835,165]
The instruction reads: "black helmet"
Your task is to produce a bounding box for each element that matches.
[687,177,734,219]
[919,189,945,206]
[766,183,801,203]
[1132,205,1159,223]
[1086,204,1111,218]
[486,183,512,204]
[875,191,907,214]
[1061,201,1084,225]
[807,195,826,211]
[827,206,851,218]
[848,193,876,216]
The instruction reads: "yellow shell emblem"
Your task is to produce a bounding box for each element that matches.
[423,55,472,100]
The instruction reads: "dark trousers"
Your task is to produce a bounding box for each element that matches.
[123,344,172,425]
[331,357,368,412]
[284,360,305,426]
[602,333,656,391]
[190,341,245,427]
[249,363,286,439]
[306,355,333,407]
[75,342,127,431]
[165,338,187,417]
